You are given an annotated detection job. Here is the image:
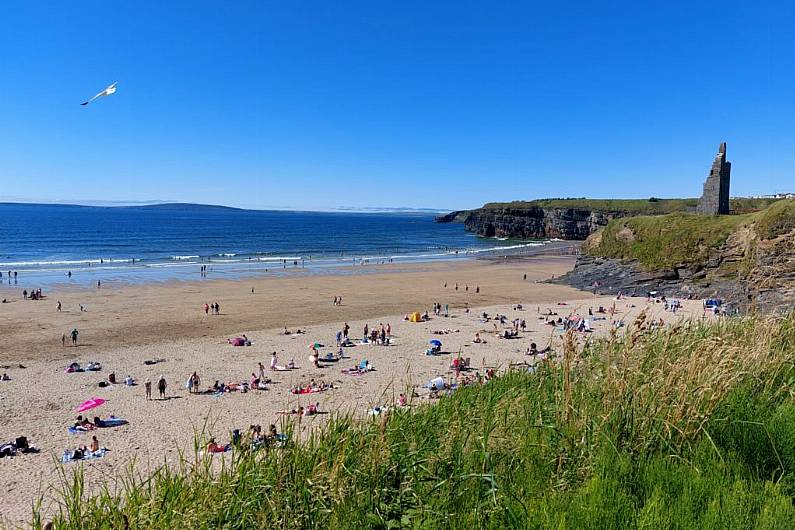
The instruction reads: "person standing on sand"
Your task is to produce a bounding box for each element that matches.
[145,378,152,400]
[56,301,62,312]
[70,328,79,346]
[158,376,167,399]
[203,303,209,315]
[62,333,66,347]
[343,322,349,340]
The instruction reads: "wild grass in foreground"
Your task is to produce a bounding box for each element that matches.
[34,313,795,529]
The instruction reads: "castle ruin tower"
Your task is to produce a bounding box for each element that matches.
[697,142,731,215]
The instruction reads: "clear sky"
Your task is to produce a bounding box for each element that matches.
[1,1,792,210]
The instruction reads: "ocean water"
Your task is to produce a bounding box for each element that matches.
[0,204,545,287]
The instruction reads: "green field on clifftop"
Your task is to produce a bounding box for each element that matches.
[480,197,779,215]
[584,199,795,270]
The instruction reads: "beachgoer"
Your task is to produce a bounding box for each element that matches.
[70,328,79,346]
[270,352,278,370]
[90,435,99,453]
[62,333,66,347]
[145,378,152,400]
[158,376,167,398]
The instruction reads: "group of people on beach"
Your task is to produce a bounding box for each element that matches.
[203,302,221,315]
[443,282,480,294]
[1,270,19,283]
[22,288,44,301]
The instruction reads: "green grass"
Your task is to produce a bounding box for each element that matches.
[583,199,795,270]
[585,212,754,270]
[754,199,795,240]
[33,313,795,529]
[478,197,779,215]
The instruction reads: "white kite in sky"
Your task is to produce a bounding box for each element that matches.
[81,82,118,106]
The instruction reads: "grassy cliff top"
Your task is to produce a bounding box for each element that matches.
[479,197,779,215]
[585,199,795,270]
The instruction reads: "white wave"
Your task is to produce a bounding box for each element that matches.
[254,256,303,262]
[0,259,103,267]
[466,242,546,254]
[172,255,199,260]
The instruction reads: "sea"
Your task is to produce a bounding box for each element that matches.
[0,203,548,288]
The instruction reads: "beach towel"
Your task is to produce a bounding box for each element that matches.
[98,418,127,428]
[341,368,367,376]
[61,448,108,463]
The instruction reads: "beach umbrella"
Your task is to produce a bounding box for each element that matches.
[77,397,106,413]
[429,339,442,347]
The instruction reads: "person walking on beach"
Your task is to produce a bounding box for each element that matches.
[158,376,167,399]
[203,303,209,315]
[70,328,79,346]
[145,378,152,400]
[56,301,61,312]
[343,322,349,340]
[61,333,66,347]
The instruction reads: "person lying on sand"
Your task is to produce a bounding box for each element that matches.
[278,406,305,416]
[206,438,230,454]
[73,417,96,431]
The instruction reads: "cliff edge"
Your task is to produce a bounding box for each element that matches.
[556,200,795,312]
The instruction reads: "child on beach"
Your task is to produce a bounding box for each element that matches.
[158,376,167,398]
[145,378,152,400]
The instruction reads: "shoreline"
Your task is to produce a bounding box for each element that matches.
[0,239,565,291]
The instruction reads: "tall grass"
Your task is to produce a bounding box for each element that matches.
[33,314,795,529]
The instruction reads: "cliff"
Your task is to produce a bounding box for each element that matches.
[556,200,795,312]
[436,198,780,240]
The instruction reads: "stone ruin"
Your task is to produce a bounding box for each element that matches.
[697,142,731,215]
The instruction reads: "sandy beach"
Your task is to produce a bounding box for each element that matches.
[0,257,706,526]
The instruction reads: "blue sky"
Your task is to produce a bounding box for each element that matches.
[1,1,792,210]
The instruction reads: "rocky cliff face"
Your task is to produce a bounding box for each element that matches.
[557,218,795,313]
[437,207,627,239]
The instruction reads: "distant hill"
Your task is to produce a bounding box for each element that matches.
[123,202,246,212]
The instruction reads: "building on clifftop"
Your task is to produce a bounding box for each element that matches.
[697,142,731,215]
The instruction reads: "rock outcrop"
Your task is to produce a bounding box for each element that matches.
[437,207,628,240]
[556,200,795,313]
